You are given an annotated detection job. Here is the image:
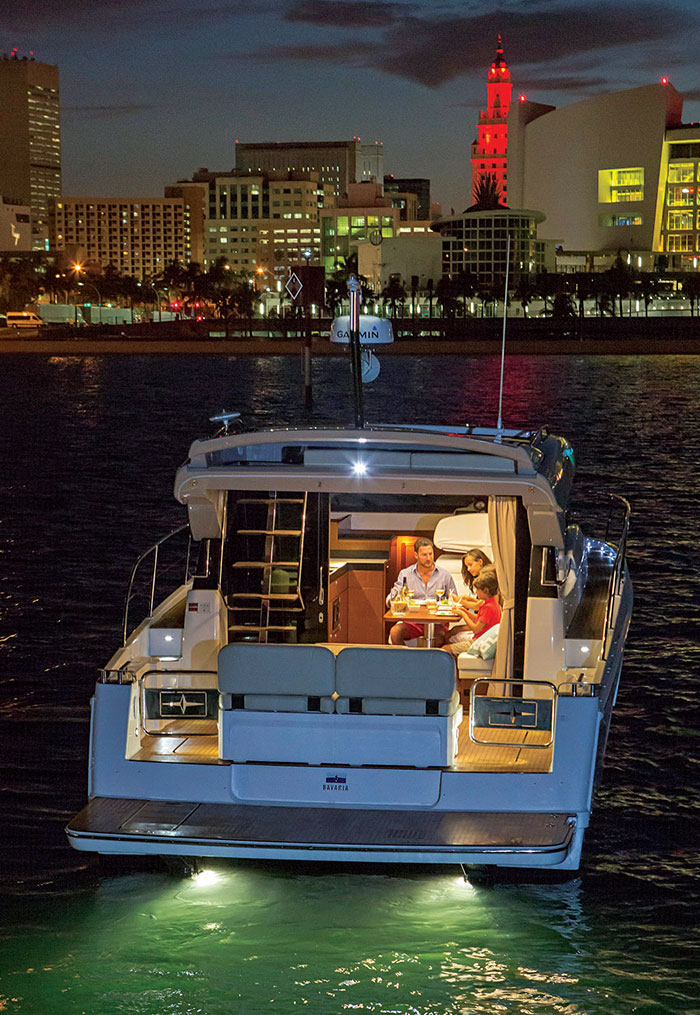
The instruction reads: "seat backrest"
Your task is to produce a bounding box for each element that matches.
[434,512,491,555]
[218,643,335,712]
[335,646,458,716]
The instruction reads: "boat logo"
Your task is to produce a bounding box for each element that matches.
[159,690,208,716]
[323,775,348,792]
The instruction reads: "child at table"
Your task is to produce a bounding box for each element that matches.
[444,570,501,656]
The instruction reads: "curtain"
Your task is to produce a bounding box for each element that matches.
[488,495,517,682]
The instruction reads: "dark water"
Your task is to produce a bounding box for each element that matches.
[1,352,699,1014]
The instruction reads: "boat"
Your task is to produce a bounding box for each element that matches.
[66,415,632,872]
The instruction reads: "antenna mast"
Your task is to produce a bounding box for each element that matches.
[496,233,511,434]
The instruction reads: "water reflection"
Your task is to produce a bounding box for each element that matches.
[3,863,695,1014]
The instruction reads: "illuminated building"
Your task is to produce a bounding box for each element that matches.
[176,168,336,278]
[0,53,61,250]
[49,197,191,279]
[471,36,512,204]
[320,183,400,275]
[235,139,384,197]
[507,80,700,270]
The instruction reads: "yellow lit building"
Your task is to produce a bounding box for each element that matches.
[507,81,700,269]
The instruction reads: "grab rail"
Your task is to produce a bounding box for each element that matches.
[602,494,631,659]
[122,524,195,645]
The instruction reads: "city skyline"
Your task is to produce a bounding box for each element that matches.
[3,0,700,213]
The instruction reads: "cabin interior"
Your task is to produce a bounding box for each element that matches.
[124,487,609,777]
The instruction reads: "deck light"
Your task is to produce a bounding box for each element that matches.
[352,460,367,476]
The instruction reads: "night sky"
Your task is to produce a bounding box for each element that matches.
[4,0,700,214]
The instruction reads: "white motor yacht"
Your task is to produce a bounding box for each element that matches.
[66,420,632,872]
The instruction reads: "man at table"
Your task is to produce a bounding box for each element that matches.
[388,538,458,646]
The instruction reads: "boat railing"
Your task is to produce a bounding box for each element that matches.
[601,494,631,659]
[122,524,201,645]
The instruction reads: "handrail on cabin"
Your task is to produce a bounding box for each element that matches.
[602,494,631,659]
[122,524,192,646]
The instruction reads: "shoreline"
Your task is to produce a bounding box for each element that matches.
[1,335,700,355]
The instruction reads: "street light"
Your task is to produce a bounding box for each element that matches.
[78,281,102,324]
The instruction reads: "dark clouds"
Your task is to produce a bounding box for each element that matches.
[246,1,698,89]
[286,0,408,28]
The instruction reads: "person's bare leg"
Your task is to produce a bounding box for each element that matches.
[389,622,411,645]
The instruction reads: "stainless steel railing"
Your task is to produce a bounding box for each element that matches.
[122,524,197,645]
[601,494,631,659]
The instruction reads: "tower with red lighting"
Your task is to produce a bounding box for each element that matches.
[471,36,512,204]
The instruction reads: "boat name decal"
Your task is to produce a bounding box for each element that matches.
[323,775,348,792]
[188,602,199,612]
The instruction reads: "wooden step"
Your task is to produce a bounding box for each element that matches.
[231,561,299,569]
[237,498,305,505]
[229,592,301,601]
[237,529,303,538]
[229,624,297,633]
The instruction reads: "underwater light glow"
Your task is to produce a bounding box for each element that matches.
[193,869,220,886]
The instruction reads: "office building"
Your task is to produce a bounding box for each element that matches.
[471,36,512,204]
[507,80,700,268]
[177,168,336,279]
[0,53,61,250]
[49,197,191,279]
[235,139,384,197]
[384,177,432,220]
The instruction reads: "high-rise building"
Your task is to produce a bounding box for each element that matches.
[235,139,384,197]
[0,53,61,250]
[471,36,512,204]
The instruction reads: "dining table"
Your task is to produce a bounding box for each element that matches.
[383,604,461,647]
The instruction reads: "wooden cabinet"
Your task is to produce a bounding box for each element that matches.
[328,563,387,644]
[328,570,348,643]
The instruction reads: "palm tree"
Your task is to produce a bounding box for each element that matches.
[470,172,505,210]
[681,272,700,316]
[381,276,406,318]
[435,276,459,319]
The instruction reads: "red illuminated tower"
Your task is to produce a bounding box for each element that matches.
[471,35,512,204]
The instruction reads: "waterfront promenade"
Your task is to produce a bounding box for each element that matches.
[2,314,700,354]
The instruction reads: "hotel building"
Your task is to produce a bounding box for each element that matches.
[49,197,191,278]
[0,53,61,250]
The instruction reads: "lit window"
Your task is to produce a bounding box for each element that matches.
[598,168,644,203]
[667,163,695,183]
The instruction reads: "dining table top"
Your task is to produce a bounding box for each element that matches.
[383,606,461,624]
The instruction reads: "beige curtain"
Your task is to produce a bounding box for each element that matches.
[488,496,517,681]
